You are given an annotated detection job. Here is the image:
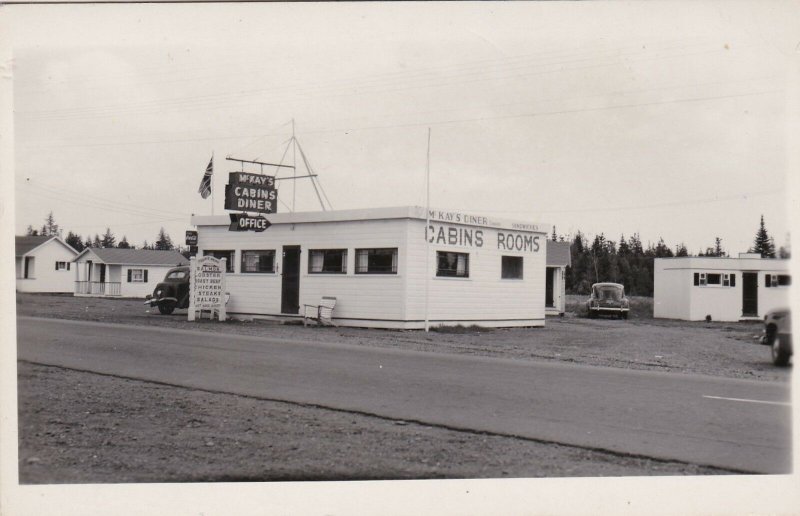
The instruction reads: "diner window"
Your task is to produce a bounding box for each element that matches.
[436,251,469,278]
[204,250,235,272]
[309,249,347,273]
[241,250,275,273]
[501,256,523,279]
[128,268,147,283]
[355,248,398,274]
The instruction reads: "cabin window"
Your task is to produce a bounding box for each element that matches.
[355,248,398,274]
[204,250,235,272]
[436,251,469,278]
[128,269,147,282]
[55,261,70,271]
[309,249,347,273]
[501,256,524,279]
[766,274,791,287]
[241,250,275,273]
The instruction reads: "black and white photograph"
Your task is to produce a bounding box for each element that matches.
[1,1,798,514]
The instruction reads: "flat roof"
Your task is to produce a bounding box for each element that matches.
[192,206,550,233]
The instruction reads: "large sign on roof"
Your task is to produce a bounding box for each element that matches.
[224,172,278,214]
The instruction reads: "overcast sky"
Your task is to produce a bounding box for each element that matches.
[8,2,799,254]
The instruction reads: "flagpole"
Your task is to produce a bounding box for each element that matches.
[424,128,431,333]
[211,152,215,216]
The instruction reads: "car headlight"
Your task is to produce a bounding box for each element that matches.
[622,298,630,308]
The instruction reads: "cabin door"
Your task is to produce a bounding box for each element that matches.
[281,246,301,314]
[742,272,758,317]
[545,267,555,308]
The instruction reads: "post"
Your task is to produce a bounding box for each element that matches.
[211,152,215,216]
[188,256,196,321]
[424,128,431,332]
[219,258,227,322]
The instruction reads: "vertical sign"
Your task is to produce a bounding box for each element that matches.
[188,255,227,321]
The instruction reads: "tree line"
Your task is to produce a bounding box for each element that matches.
[26,212,179,253]
[557,214,789,297]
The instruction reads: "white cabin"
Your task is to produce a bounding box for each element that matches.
[654,254,791,321]
[191,206,550,329]
[15,235,79,293]
[72,248,189,298]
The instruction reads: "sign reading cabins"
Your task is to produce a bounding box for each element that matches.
[425,210,542,253]
[188,255,227,321]
[224,172,278,214]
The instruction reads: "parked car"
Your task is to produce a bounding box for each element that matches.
[144,266,190,315]
[761,308,792,367]
[586,282,630,319]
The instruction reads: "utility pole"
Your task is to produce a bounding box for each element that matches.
[424,128,431,332]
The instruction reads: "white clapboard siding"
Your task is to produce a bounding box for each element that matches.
[16,239,78,293]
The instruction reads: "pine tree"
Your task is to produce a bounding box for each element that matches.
[41,212,60,237]
[750,215,776,258]
[154,228,174,250]
[65,231,84,252]
[675,243,688,257]
[101,227,117,248]
[93,234,102,248]
[551,225,557,242]
[713,237,725,257]
[84,237,93,249]
[26,225,39,236]
[117,236,131,249]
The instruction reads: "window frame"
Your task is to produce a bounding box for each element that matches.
[308,249,348,274]
[203,250,236,273]
[501,255,524,280]
[706,273,722,286]
[778,274,791,287]
[354,248,398,275]
[436,251,470,278]
[130,268,145,283]
[240,249,276,274]
[55,261,69,271]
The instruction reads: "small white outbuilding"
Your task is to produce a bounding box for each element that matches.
[654,253,791,321]
[191,206,550,329]
[15,235,79,293]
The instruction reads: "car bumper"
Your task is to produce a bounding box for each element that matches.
[589,307,629,313]
[144,297,178,306]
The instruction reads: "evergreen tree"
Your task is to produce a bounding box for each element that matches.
[713,237,725,257]
[41,211,60,237]
[101,227,117,248]
[26,225,39,236]
[141,240,151,250]
[65,231,84,252]
[675,243,688,257]
[778,233,791,259]
[92,234,102,248]
[84,237,93,249]
[154,227,174,250]
[117,236,131,249]
[617,234,630,256]
[750,215,776,258]
[551,225,558,242]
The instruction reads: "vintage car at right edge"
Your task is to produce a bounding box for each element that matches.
[761,308,792,367]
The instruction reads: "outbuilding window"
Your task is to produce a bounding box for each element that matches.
[436,251,469,278]
[309,249,347,274]
[241,250,275,273]
[128,269,148,283]
[204,250,235,272]
[706,273,722,285]
[355,248,398,274]
[766,274,791,287]
[723,273,736,287]
[501,256,524,279]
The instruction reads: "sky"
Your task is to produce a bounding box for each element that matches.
[7,1,799,255]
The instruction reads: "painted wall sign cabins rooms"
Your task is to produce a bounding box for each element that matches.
[426,210,542,252]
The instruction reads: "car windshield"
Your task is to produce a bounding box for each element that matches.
[595,286,623,301]
[167,271,187,280]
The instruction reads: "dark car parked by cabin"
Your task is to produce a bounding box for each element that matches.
[586,282,630,319]
[144,266,190,314]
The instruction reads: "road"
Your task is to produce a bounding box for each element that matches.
[16,316,792,474]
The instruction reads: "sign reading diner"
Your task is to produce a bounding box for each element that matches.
[224,172,278,214]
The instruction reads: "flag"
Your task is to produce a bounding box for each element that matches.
[198,157,213,199]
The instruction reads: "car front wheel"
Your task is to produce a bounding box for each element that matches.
[771,335,791,367]
[158,301,176,315]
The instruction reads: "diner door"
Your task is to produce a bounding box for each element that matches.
[281,246,301,314]
[742,272,758,317]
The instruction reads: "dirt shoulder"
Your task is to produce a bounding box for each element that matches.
[15,293,789,381]
[17,362,733,483]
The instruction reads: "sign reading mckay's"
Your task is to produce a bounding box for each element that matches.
[425,209,542,253]
[224,172,277,214]
[188,255,227,321]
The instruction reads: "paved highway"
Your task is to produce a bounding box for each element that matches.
[16,316,792,473]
